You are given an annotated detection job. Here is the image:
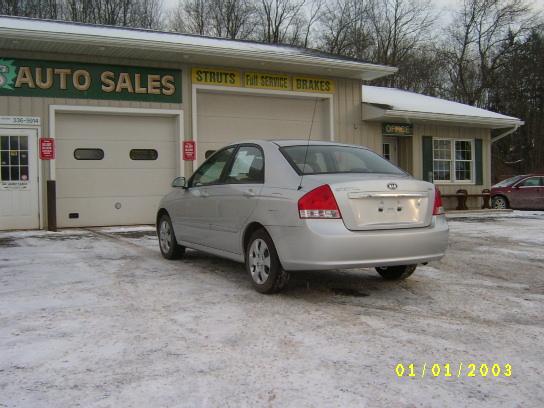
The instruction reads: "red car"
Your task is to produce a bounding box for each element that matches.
[491,174,544,210]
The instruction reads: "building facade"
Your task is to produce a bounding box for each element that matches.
[0,17,522,230]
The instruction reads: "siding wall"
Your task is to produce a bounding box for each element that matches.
[0,50,188,227]
[360,119,493,209]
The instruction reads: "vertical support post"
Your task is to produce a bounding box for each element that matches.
[47,180,57,232]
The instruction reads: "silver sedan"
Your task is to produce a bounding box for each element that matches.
[157,140,448,293]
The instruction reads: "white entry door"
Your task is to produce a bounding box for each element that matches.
[0,128,40,230]
[382,136,398,166]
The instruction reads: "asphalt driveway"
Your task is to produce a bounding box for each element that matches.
[1,212,543,407]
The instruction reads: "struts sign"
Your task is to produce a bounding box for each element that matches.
[0,58,182,102]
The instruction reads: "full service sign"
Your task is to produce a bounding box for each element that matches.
[192,67,335,93]
[0,58,182,103]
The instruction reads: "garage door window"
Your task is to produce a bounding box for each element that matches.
[226,146,264,184]
[1,135,29,181]
[130,149,158,160]
[74,148,104,160]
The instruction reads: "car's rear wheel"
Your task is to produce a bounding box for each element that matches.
[157,214,185,259]
[246,229,289,294]
[492,196,509,209]
[375,265,417,281]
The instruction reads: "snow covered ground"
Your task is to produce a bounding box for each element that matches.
[1,211,543,407]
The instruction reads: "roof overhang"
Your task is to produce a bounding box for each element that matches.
[362,103,524,129]
[0,17,397,80]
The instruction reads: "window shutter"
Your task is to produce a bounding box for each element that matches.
[475,138,483,185]
[422,136,433,182]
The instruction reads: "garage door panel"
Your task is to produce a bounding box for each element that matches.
[57,114,176,142]
[198,93,327,121]
[56,111,179,227]
[56,140,176,170]
[57,196,160,227]
[197,117,325,142]
[197,92,330,164]
[57,168,174,197]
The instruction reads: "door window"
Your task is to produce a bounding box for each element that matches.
[0,135,29,181]
[518,177,542,187]
[383,143,391,161]
[225,146,264,184]
[191,147,235,187]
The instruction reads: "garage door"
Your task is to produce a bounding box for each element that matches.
[56,112,178,227]
[197,92,330,163]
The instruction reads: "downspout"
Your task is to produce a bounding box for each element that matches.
[491,125,519,143]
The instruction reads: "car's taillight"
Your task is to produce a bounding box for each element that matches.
[433,186,445,215]
[298,184,342,219]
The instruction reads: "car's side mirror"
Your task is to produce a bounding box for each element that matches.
[171,176,186,188]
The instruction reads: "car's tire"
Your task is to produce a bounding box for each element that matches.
[157,214,185,260]
[245,229,289,294]
[375,264,417,281]
[492,195,509,209]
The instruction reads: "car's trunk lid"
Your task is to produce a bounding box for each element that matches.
[302,174,435,231]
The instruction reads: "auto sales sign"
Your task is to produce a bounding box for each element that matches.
[0,58,182,103]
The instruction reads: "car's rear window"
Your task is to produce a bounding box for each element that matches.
[280,145,405,175]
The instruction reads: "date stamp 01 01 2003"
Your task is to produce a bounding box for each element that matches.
[395,363,512,378]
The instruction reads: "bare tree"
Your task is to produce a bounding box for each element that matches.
[256,0,307,44]
[0,0,60,18]
[365,0,434,67]
[443,0,538,106]
[208,0,256,39]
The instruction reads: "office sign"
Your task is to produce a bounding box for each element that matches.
[382,123,413,136]
[0,57,182,102]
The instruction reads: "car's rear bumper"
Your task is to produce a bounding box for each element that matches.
[266,215,449,271]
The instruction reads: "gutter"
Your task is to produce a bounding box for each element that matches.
[491,125,520,143]
[378,109,524,129]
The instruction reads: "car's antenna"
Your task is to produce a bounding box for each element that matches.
[298,98,319,190]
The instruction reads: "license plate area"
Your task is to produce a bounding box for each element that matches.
[346,192,429,229]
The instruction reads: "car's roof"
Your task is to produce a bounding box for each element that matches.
[227,139,371,149]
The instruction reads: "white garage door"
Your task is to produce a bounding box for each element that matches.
[56,112,178,227]
[197,92,330,163]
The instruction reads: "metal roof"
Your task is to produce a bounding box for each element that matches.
[363,85,523,129]
[0,16,397,80]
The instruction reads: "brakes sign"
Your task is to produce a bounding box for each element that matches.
[39,138,55,160]
[183,140,196,161]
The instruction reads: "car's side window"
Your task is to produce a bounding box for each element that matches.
[225,146,264,184]
[190,147,235,187]
[519,177,541,187]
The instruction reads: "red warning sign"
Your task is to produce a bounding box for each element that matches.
[39,138,55,160]
[183,140,196,161]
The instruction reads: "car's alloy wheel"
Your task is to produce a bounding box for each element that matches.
[248,238,271,284]
[157,214,185,259]
[375,264,417,281]
[246,229,289,294]
[492,196,508,209]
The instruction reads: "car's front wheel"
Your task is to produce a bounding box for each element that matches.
[246,229,289,294]
[375,265,417,281]
[157,214,185,259]
[492,195,509,209]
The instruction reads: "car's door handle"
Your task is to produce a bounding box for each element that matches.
[244,189,256,197]
[201,189,210,197]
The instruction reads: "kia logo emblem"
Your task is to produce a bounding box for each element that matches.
[387,182,398,190]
